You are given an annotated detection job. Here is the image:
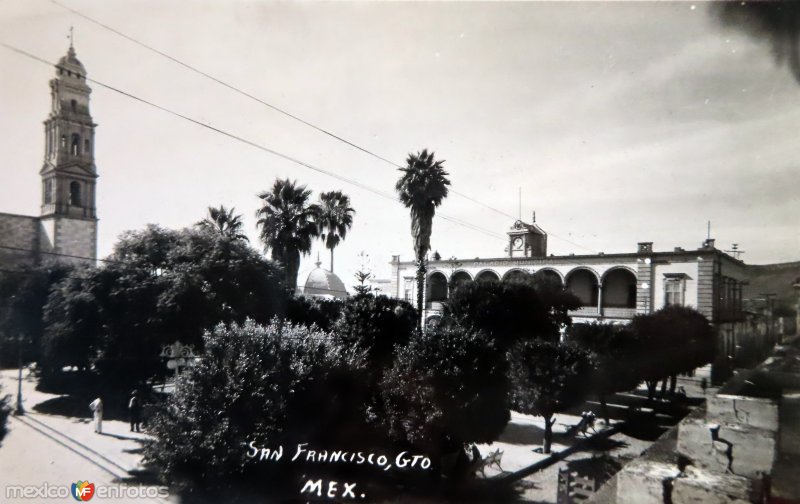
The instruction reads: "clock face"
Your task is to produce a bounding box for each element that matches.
[512,237,523,248]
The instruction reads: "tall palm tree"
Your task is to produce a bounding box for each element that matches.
[395,149,451,327]
[316,191,355,273]
[256,179,320,291]
[196,205,249,241]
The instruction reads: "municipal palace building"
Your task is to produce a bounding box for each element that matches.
[389,216,750,363]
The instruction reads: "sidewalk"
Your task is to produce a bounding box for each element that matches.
[0,368,174,503]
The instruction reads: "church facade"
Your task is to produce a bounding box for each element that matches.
[0,45,98,268]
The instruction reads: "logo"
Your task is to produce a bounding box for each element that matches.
[71,481,95,501]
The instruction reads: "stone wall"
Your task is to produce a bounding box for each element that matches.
[0,212,39,267]
[51,216,97,264]
[608,340,800,504]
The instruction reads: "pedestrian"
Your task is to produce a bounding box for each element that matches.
[128,390,142,432]
[89,397,103,434]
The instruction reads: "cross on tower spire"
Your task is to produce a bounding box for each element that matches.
[68,26,74,48]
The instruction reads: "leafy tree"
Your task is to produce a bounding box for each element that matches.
[566,323,640,422]
[256,179,320,290]
[144,320,367,497]
[333,295,416,373]
[0,263,73,367]
[380,326,510,472]
[284,295,344,332]
[41,225,286,393]
[196,205,249,241]
[629,305,715,400]
[316,191,354,273]
[41,268,107,377]
[395,150,451,328]
[509,340,593,454]
[443,273,579,349]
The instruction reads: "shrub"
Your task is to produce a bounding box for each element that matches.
[380,326,510,470]
[333,294,417,372]
[284,295,344,331]
[144,319,367,498]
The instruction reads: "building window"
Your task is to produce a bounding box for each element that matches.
[403,278,414,303]
[71,99,77,112]
[61,135,67,149]
[84,138,91,154]
[664,277,686,306]
[44,179,53,204]
[69,181,82,207]
[71,134,80,155]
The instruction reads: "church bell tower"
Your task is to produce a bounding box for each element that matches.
[39,42,98,263]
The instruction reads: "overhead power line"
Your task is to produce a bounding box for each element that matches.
[45,0,596,253]
[0,42,505,243]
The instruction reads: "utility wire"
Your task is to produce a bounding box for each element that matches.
[0,42,505,242]
[0,244,122,265]
[44,0,595,253]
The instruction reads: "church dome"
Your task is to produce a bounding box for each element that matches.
[303,262,348,300]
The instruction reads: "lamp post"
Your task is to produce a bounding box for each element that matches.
[160,341,198,394]
[15,333,24,416]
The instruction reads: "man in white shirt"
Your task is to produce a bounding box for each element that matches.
[89,397,103,434]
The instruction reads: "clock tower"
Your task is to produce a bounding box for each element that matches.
[507,213,547,258]
[39,43,98,263]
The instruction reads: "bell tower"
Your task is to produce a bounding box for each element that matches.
[39,42,98,263]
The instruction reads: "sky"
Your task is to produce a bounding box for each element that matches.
[0,0,798,291]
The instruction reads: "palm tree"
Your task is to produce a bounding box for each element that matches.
[316,191,355,273]
[196,205,249,241]
[256,179,320,291]
[395,149,451,327]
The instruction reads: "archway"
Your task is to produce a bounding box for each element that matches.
[69,181,82,207]
[602,268,637,308]
[450,271,472,292]
[565,268,599,307]
[503,269,530,283]
[533,269,564,288]
[475,270,500,282]
[426,272,448,302]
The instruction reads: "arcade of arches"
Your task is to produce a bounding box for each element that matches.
[425,267,638,314]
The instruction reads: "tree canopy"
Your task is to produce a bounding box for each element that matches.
[443,272,580,349]
[256,179,320,290]
[381,326,510,465]
[395,149,450,326]
[41,225,286,392]
[196,205,249,241]
[509,339,594,454]
[316,190,354,273]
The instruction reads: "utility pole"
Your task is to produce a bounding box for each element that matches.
[759,293,777,346]
[724,243,745,260]
[15,333,24,416]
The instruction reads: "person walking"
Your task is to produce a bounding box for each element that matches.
[89,397,103,434]
[128,391,142,432]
